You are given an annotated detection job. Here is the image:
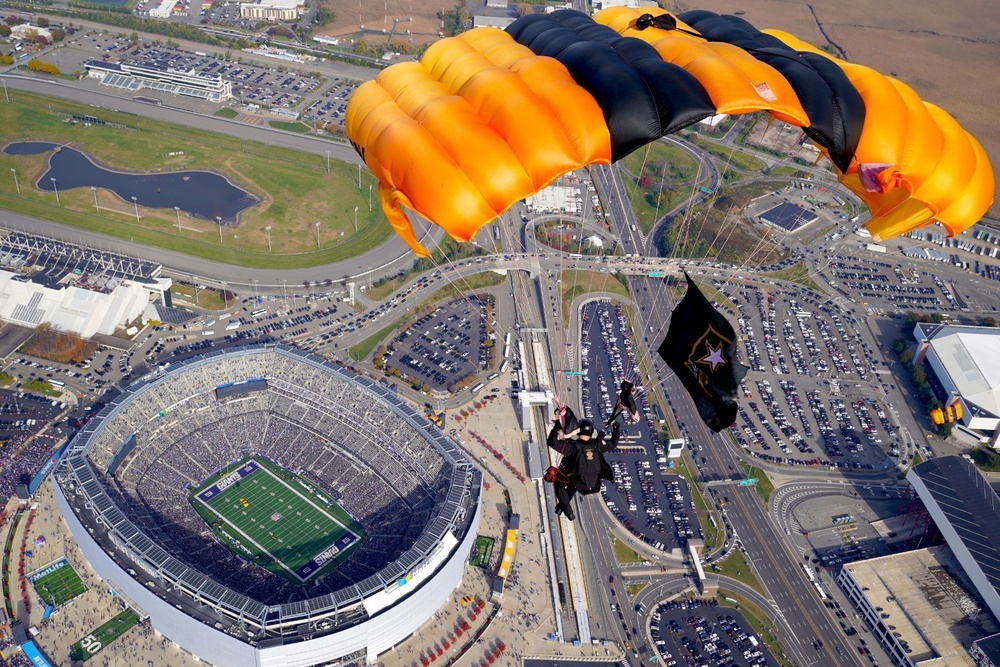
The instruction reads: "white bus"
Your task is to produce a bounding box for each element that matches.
[471,383,484,394]
[251,309,267,318]
[49,379,66,388]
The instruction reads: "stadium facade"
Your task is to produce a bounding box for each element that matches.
[913,323,1000,433]
[55,345,481,666]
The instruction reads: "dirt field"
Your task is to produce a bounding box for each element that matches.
[314,0,452,49]
[673,0,999,216]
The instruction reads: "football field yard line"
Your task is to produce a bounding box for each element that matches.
[193,489,304,582]
[256,464,350,533]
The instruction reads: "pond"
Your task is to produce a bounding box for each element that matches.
[4,141,259,224]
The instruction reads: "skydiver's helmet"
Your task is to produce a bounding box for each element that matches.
[578,420,595,438]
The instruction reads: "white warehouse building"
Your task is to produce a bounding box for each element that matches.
[914,322,1000,433]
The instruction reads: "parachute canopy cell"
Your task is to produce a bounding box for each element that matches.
[345,8,993,256]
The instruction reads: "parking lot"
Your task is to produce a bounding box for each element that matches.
[650,599,778,667]
[693,280,903,471]
[579,301,700,552]
[383,296,494,393]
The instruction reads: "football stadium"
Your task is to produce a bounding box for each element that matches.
[54,345,481,666]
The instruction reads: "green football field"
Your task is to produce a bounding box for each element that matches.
[69,608,141,662]
[189,457,365,583]
[29,559,86,607]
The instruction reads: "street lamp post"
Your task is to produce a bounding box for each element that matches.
[50,178,60,206]
[131,196,139,222]
[368,183,372,210]
[315,221,321,249]
[354,206,358,232]
[216,216,223,243]
[10,168,19,195]
[358,163,362,188]
[264,226,272,252]
[1,79,8,103]
[93,187,100,213]
[174,206,181,232]
[325,150,331,174]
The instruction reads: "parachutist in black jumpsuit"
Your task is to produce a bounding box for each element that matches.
[545,419,619,521]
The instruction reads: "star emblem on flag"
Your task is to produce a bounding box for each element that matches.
[700,344,727,371]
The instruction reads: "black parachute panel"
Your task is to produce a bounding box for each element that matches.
[678,10,865,172]
[507,11,716,161]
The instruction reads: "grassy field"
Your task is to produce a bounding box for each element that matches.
[626,582,648,599]
[29,559,86,607]
[69,608,142,663]
[0,91,389,268]
[620,140,701,236]
[470,536,495,568]
[611,533,644,564]
[710,548,764,595]
[349,321,399,361]
[560,269,631,320]
[687,136,766,172]
[762,264,825,294]
[739,463,775,504]
[169,283,227,311]
[189,456,365,583]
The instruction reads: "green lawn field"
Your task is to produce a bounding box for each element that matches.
[470,536,494,568]
[189,457,365,583]
[0,90,389,268]
[70,608,142,662]
[29,559,86,607]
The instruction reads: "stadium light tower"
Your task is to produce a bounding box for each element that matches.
[131,196,139,222]
[10,168,18,195]
[50,178,60,206]
[264,225,272,252]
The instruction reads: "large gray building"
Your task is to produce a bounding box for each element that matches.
[907,456,1000,623]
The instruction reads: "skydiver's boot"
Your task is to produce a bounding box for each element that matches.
[554,485,576,521]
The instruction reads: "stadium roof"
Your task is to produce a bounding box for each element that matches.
[916,323,1000,419]
[758,202,818,231]
[910,456,1000,597]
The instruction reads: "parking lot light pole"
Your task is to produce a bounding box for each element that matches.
[10,168,19,195]
[265,225,272,252]
[216,216,223,243]
[93,187,100,213]
[354,206,358,232]
[368,183,372,210]
[326,150,331,174]
[131,196,139,222]
[51,178,60,206]
[174,206,181,232]
[315,221,321,249]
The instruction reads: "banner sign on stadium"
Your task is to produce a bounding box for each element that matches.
[28,559,68,583]
[197,461,259,502]
[296,532,358,579]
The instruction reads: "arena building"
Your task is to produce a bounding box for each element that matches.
[913,323,1000,433]
[85,59,232,102]
[55,345,481,666]
[0,230,170,338]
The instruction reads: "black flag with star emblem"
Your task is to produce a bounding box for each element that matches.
[657,272,748,432]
